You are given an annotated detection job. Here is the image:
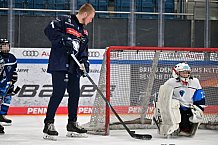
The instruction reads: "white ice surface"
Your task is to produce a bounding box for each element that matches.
[0,115,218,145]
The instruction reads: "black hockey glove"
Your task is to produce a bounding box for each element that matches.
[78,60,90,77]
[61,36,80,55]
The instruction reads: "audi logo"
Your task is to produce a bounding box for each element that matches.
[22,50,39,57]
[88,51,100,57]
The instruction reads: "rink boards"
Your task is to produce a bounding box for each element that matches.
[7,48,218,115]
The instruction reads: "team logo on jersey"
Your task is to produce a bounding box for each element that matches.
[72,39,80,53]
[179,90,185,97]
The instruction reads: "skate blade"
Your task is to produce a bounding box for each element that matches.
[66,131,88,138]
[1,122,12,126]
[43,133,58,141]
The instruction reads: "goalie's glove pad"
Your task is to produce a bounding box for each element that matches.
[61,36,80,55]
[78,60,89,77]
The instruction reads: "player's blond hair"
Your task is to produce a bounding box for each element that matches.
[78,3,95,16]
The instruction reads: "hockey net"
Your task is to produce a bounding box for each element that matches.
[83,46,218,135]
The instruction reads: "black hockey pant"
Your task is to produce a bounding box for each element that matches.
[179,108,193,132]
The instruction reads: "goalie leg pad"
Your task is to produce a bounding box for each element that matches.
[156,85,181,136]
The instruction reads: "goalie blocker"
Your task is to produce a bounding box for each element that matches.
[153,85,204,137]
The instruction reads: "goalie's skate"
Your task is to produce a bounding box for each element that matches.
[179,123,200,137]
[66,121,88,138]
[43,122,58,141]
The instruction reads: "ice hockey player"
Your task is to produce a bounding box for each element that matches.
[153,62,205,137]
[43,3,95,140]
[0,39,20,130]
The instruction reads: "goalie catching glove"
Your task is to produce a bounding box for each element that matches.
[189,105,204,123]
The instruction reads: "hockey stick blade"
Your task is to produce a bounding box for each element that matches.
[71,54,152,140]
[131,133,152,140]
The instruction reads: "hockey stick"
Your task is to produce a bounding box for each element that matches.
[71,54,152,140]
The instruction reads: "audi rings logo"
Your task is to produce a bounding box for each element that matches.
[88,51,100,57]
[22,50,39,57]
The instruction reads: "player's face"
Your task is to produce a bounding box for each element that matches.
[1,43,10,53]
[82,12,95,25]
[179,71,191,78]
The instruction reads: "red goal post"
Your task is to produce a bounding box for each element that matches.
[84,46,218,135]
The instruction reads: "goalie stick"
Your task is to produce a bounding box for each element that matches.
[71,53,152,140]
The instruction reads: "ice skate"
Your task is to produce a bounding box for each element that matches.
[66,121,88,138]
[43,122,58,141]
[0,124,5,134]
[0,115,12,126]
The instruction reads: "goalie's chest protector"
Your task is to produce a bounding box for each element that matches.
[164,78,201,104]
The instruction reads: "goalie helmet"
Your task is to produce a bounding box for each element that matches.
[0,38,10,53]
[172,62,191,83]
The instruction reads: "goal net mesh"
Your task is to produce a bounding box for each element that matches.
[83,46,218,135]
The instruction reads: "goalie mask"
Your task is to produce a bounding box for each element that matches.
[172,62,191,83]
[0,55,5,74]
[0,38,10,53]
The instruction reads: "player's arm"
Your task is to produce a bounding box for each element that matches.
[192,78,205,111]
[188,82,205,124]
[44,16,67,42]
[193,89,205,111]
[77,45,89,77]
[4,55,20,96]
[76,31,89,77]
